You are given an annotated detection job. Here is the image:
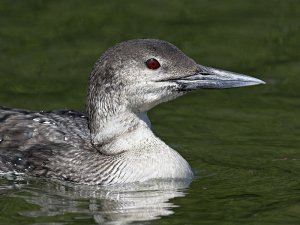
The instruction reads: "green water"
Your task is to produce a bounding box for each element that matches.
[0,0,300,224]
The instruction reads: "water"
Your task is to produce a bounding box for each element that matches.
[0,0,299,224]
[0,177,191,224]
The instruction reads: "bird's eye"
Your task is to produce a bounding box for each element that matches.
[145,58,161,70]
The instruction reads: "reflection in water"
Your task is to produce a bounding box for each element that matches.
[0,176,191,224]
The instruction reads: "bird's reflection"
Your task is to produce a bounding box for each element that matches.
[1,176,191,224]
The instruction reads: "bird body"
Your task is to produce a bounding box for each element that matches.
[0,107,192,185]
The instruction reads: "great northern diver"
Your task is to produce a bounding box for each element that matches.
[0,39,264,185]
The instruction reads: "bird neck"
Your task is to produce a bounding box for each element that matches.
[88,98,152,155]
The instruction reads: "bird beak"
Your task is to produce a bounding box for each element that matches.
[175,65,265,91]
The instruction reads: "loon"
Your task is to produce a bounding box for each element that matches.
[0,39,264,185]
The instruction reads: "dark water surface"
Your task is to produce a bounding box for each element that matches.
[0,0,300,224]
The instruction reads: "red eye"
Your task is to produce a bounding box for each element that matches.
[145,58,160,70]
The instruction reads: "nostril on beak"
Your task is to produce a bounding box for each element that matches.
[199,72,211,75]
